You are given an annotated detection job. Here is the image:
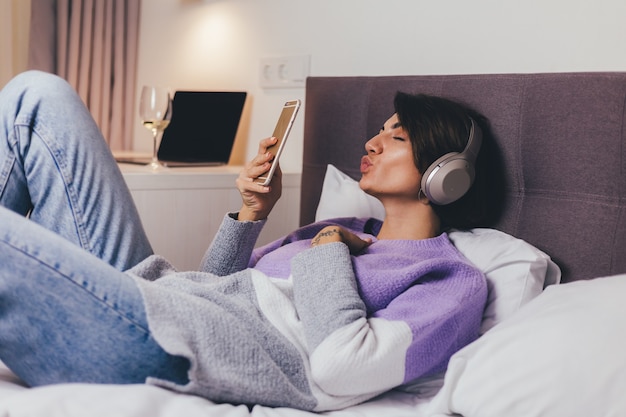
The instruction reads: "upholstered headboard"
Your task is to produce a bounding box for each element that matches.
[300,73,626,283]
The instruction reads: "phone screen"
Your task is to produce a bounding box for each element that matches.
[254,99,301,185]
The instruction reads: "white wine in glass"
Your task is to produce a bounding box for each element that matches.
[139,86,172,169]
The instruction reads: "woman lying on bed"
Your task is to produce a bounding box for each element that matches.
[0,71,491,412]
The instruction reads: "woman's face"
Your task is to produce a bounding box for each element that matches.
[359,114,422,201]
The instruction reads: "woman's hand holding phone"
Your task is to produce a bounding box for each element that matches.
[237,100,300,221]
[236,136,283,221]
[236,99,300,221]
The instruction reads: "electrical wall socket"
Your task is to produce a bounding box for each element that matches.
[259,55,310,88]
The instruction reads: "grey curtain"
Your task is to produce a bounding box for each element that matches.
[29,0,141,150]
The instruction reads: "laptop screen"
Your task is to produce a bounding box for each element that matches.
[157,91,247,164]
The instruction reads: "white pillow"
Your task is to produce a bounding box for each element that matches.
[315,164,386,221]
[428,274,626,417]
[448,228,560,334]
[315,164,561,334]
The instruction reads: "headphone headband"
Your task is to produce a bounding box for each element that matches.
[463,118,482,163]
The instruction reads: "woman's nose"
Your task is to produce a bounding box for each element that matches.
[365,136,381,154]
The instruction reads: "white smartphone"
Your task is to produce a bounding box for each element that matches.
[254,99,301,186]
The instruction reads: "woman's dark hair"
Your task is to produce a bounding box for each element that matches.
[394,92,505,230]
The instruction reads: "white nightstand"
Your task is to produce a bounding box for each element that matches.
[118,163,301,271]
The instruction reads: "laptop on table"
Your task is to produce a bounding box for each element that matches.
[116,90,247,167]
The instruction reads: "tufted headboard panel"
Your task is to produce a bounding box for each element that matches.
[300,73,626,283]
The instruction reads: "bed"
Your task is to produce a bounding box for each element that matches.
[2,72,626,416]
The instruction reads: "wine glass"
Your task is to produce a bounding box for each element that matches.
[139,86,172,169]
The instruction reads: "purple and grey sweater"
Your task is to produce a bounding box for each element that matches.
[127,215,487,411]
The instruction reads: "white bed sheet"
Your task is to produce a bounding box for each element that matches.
[0,361,438,417]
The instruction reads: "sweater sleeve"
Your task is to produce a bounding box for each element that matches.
[290,243,412,396]
[198,213,266,275]
[290,243,486,396]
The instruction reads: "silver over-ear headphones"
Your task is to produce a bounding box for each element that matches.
[420,118,483,205]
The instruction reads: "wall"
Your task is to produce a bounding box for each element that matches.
[136,0,626,173]
[0,0,31,87]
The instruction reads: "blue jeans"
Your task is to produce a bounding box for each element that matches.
[0,71,189,386]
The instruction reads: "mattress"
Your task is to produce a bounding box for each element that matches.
[0,361,439,417]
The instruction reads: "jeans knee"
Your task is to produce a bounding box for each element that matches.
[13,70,67,88]
[6,71,75,104]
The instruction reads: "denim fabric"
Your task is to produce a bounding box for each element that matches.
[0,71,189,387]
[0,71,152,270]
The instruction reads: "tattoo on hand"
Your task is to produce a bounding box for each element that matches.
[311,228,342,246]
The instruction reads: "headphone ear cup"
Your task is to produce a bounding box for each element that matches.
[421,153,475,205]
[421,117,482,205]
